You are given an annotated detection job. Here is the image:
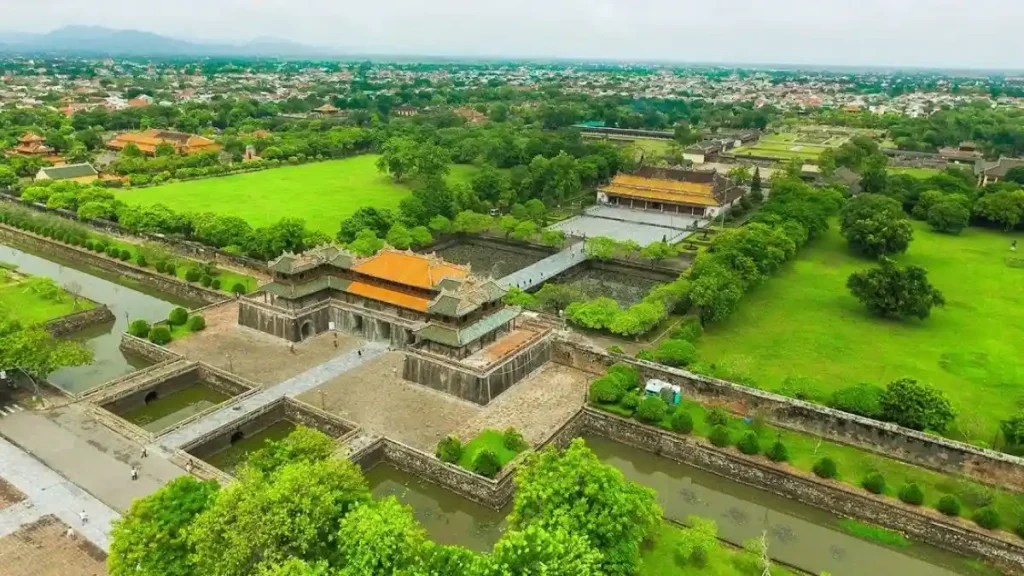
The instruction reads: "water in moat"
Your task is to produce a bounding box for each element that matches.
[205,420,298,474]
[366,437,982,575]
[119,383,230,433]
[0,242,200,394]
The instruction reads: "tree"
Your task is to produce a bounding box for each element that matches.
[385,223,413,250]
[108,476,220,576]
[484,525,600,576]
[847,257,945,320]
[879,378,956,432]
[0,165,18,188]
[975,189,1024,231]
[540,229,565,248]
[498,215,519,237]
[428,215,452,235]
[376,137,418,181]
[840,194,913,257]
[728,165,752,185]
[927,198,971,234]
[348,229,385,256]
[1004,166,1024,186]
[409,226,433,248]
[335,497,429,575]
[338,207,394,243]
[585,237,619,260]
[452,210,491,234]
[639,241,676,262]
[509,439,661,576]
[564,297,621,330]
[155,142,177,157]
[524,199,547,224]
[751,167,763,198]
[511,220,538,242]
[243,426,337,477]
[0,328,93,386]
[689,259,744,324]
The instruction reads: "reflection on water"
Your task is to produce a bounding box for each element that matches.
[0,242,199,393]
[206,420,297,474]
[120,383,229,432]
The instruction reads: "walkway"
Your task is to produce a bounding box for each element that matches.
[157,341,389,450]
[0,436,119,551]
[498,241,587,291]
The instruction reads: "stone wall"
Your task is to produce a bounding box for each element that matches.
[0,224,225,305]
[552,338,1024,492]
[100,365,201,414]
[197,363,260,398]
[120,333,184,364]
[583,407,1024,571]
[44,305,115,337]
[238,298,414,345]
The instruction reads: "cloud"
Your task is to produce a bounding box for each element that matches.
[4,0,1023,68]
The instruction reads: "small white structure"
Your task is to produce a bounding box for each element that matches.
[644,378,681,405]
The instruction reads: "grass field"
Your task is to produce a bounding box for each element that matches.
[457,429,522,470]
[0,268,93,326]
[640,521,796,576]
[696,220,1024,445]
[115,155,481,235]
[888,167,943,179]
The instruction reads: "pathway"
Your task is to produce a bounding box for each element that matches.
[157,341,389,450]
[0,436,119,551]
[498,241,587,291]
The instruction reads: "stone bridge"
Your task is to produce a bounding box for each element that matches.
[497,241,587,292]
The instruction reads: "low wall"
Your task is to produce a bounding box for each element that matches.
[552,338,1024,492]
[583,407,1024,572]
[44,304,115,337]
[197,363,261,398]
[0,224,224,305]
[120,333,184,364]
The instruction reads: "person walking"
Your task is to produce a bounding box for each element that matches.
[131,466,138,481]
[79,510,88,525]
[141,446,147,458]
[185,459,194,474]
[1012,240,1018,252]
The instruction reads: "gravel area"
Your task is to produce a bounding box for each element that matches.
[0,516,107,576]
[0,478,24,511]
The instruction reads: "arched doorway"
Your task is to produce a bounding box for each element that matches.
[144,391,158,404]
[300,321,313,340]
[352,315,363,333]
[230,430,244,444]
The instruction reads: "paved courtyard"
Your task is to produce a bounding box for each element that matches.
[0,477,24,510]
[0,515,107,576]
[548,205,701,245]
[168,301,360,386]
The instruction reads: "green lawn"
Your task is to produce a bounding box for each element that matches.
[458,429,522,469]
[115,155,481,235]
[640,522,796,576]
[0,271,93,326]
[696,220,1024,446]
[96,238,258,295]
[888,167,942,179]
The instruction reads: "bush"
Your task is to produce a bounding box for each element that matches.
[106,246,118,257]
[135,254,148,267]
[210,278,222,290]
[606,363,640,391]
[1015,521,1024,540]
[653,338,698,367]
[813,457,838,479]
[936,495,961,517]
[472,449,501,478]
[707,407,730,427]
[689,546,708,568]
[709,425,731,447]
[85,240,95,251]
[128,319,151,338]
[165,263,177,276]
[670,410,693,434]
[620,392,640,412]
[607,345,624,355]
[589,377,624,405]
[829,383,885,419]
[898,483,925,506]
[155,260,167,273]
[879,378,956,433]
[767,441,789,463]
[862,473,886,495]
[672,317,704,342]
[167,307,189,326]
[636,395,668,424]
[119,249,131,261]
[231,282,246,295]
[148,325,172,345]
[436,436,462,464]
[200,275,213,287]
[737,431,761,455]
[185,268,202,282]
[502,428,527,452]
[186,315,206,332]
[973,507,1001,530]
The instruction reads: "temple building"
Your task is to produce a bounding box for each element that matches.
[596,166,744,218]
[6,132,54,157]
[239,246,552,405]
[107,129,219,156]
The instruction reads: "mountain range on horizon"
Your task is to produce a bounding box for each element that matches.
[0,26,333,58]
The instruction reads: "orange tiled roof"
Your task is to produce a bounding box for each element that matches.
[19,132,44,144]
[601,174,718,207]
[351,250,469,290]
[603,185,720,207]
[345,280,432,312]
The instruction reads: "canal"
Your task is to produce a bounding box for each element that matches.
[365,435,981,575]
[0,241,200,394]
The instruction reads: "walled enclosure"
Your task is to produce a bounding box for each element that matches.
[183,397,358,466]
[550,338,1024,493]
[43,304,115,337]
[238,298,414,345]
[97,362,252,417]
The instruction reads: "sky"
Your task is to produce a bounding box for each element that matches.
[3,0,1024,69]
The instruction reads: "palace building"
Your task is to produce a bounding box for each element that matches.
[596,166,743,218]
[239,246,552,405]
[6,132,56,158]
[107,129,219,156]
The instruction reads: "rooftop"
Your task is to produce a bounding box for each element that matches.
[351,250,470,290]
[37,163,97,180]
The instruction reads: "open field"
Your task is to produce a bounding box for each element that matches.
[114,155,481,235]
[731,132,835,161]
[0,267,93,326]
[888,166,943,179]
[696,221,1024,445]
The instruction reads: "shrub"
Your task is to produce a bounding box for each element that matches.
[128,319,151,338]
[813,457,838,479]
[898,483,925,506]
[186,315,206,332]
[879,378,956,433]
[635,349,654,361]
[200,275,213,287]
[778,375,818,401]
[502,428,527,452]
[167,307,189,326]
[231,282,246,295]
[737,431,761,455]
[436,436,462,464]
[606,363,640,392]
[973,507,1001,530]
[709,425,731,447]
[185,268,202,282]
[620,392,640,412]
[472,449,501,478]
[937,495,961,517]
[672,317,704,342]
[155,260,167,273]
[135,254,147,267]
[636,395,668,424]
[653,338,698,367]
[670,410,693,434]
[862,473,886,495]
[119,249,131,261]
[589,377,624,405]
[689,546,708,568]
[106,246,118,257]
[165,263,177,276]
[210,278,222,290]
[607,345,624,354]
[85,240,95,251]
[767,441,789,463]
[707,407,730,427]
[1015,521,1024,540]
[829,383,885,419]
[148,325,172,345]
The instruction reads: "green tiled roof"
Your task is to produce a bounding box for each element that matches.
[39,163,97,180]
[260,275,352,299]
[268,245,355,274]
[415,306,521,347]
[426,279,507,318]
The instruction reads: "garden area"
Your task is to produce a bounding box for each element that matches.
[436,428,528,478]
[0,263,92,326]
[113,154,482,235]
[694,220,1024,446]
